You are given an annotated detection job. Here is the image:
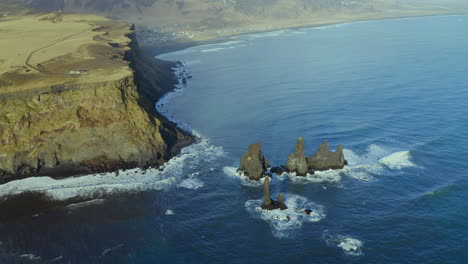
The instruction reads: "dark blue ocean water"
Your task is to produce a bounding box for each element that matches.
[1,15,468,264]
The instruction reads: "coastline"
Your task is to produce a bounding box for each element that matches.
[0,8,465,202]
[145,11,468,57]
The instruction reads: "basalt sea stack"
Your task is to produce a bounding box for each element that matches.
[286,137,309,176]
[238,142,270,181]
[261,176,288,210]
[307,141,347,171]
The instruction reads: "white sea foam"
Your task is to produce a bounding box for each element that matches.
[100,244,124,258]
[379,151,417,170]
[165,209,175,215]
[338,237,363,255]
[245,194,324,238]
[156,49,197,59]
[177,178,204,190]
[156,41,245,59]
[50,256,64,263]
[288,170,342,184]
[323,231,364,256]
[238,30,287,40]
[223,166,267,187]
[66,199,105,209]
[18,254,42,261]
[310,22,352,31]
[0,62,222,201]
[284,145,418,184]
[195,40,245,49]
[201,44,248,53]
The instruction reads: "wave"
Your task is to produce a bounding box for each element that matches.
[156,40,246,59]
[18,253,42,261]
[177,178,204,190]
[323,231,364,256]
[100,244,124,258]
[245,194,324,239]
[0,62,223,201]
[201,44,248,53]
[66,199,105,210]
[165,209,175,215]
[235,29,287,40]
[314,22,350,30]
[378,151,417,170]
[223,166,266,187]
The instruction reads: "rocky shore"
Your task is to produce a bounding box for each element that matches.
[0,12,193,183]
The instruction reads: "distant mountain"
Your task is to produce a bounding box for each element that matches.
[21,0,466,48]
[22,0,400,21]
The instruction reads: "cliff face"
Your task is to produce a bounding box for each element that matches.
[0,13,192,183]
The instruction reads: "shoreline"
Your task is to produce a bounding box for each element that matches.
[145,11,468,57]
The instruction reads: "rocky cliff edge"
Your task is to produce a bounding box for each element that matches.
[0,12,193,183]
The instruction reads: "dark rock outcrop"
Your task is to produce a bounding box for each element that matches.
[307,141,346,171]
[261,177,288,211]
[270,166,287,176]
[286,137,309,176]
[238,142,270,181]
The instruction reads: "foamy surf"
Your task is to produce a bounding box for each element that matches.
[245,194,325,238]
[378,151,417,170]
[156,41,246,59]
[223,166,266,187]
[323,231,364,256]
[165,209,175,215]
[201,44,248,53]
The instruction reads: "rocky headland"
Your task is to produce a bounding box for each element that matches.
[0,11,193,183]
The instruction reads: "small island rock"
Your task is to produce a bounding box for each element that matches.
[307,141,346,171]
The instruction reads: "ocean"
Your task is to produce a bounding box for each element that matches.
[1,14,468,263]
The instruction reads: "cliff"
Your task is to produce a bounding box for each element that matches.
[0,12,193,183]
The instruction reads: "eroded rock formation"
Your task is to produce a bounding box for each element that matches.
[261,176,287,211]
[307,141,347,171]
[238,142,270,181]
[286,137,309,176]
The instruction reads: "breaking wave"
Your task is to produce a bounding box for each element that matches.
[223,166,266,187]
[245,194,325,238]
[323,231,364,256]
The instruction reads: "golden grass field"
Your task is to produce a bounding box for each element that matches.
[0,9,134,95]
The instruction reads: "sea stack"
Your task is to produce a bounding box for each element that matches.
[261,176,273,210]
[239,142,270,181]
[307,141,346,171]
[286,137,309,176]
[261,176,288,210]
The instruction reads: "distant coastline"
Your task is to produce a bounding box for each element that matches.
[145,11,468,57]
